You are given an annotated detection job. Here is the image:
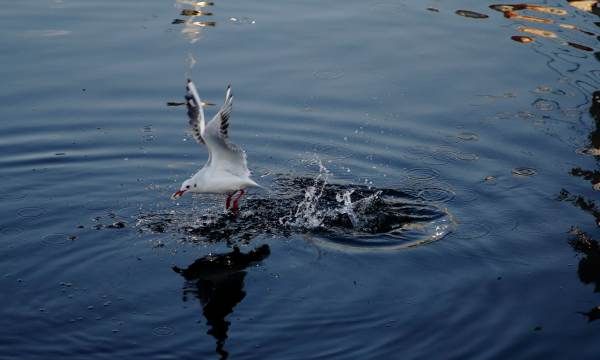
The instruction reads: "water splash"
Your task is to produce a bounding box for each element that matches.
[284,160,330,228]
[137,162,454,251]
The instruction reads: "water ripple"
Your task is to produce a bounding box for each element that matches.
[17,207,46,218]
[511,167,537,177]
[41,233,71,247]
[152,326,176,337]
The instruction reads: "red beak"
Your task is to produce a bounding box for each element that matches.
[171,190,186,200]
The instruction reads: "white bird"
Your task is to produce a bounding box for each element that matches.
[171,79,260,211]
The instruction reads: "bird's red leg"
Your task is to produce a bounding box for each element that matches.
[225,192,233,210]
[232,189,245,211]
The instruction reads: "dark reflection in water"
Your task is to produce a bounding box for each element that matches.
[455,10,489,19]
[562,84,600,318]
[173,245,271,359]
[568,228,600,321]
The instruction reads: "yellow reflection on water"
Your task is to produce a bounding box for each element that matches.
[518,26,557,38]
[174,0,215,43]
[568,0,598,12]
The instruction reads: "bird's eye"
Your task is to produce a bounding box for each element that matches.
[186,185,190,189]
[194,184,197,188]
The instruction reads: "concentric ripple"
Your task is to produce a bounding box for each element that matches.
[41,233,71,247]
[17,207,46,218]
[417,187,456,203]
[512,167,537,177]
[152,326,176,337]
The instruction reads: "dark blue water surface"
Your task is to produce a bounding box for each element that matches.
[3,0,600,358]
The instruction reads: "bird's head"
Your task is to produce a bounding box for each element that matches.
[171,179,194,200]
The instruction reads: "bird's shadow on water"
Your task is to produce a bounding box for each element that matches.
[172,244,271,359]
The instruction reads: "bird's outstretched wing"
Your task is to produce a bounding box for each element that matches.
[203,85,250,177]
[185,79,206,145]
[185,80,249,176]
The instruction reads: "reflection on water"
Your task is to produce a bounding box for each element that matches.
[173,245,270,359]
[568,228,600,321]
[455,10,489,19]
[174,0,215,43]
[489,3,596,51]
[556,0,600,320]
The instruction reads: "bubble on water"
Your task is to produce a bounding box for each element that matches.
[41,233,71,247]
[152,326,175,336]
[17,207,45,218]
[512,167,537,177]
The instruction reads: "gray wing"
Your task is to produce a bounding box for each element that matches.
[185,79,206,145]
[204,85,250,177]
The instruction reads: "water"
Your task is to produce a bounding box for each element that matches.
[2,0,600,358]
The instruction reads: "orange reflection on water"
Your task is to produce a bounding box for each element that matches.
[490,4,567,15]
[503,10,553,23]
[525,4,568,15]
[518,26,557,38]
[511,35,535,43]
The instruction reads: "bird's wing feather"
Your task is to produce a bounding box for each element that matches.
[185,79,206,146]
[204,85,250,177]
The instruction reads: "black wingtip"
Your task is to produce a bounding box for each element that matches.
[187,78,192,84]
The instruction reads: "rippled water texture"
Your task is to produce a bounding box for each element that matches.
[3,0,600,358]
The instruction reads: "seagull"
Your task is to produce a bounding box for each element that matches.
[171,79,260,211]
